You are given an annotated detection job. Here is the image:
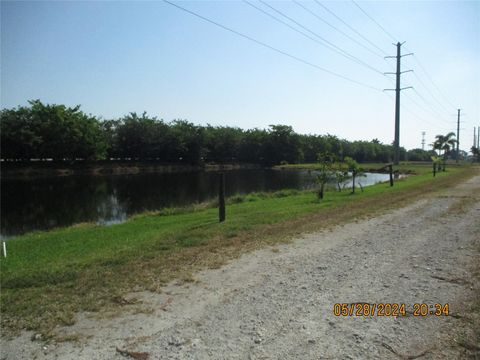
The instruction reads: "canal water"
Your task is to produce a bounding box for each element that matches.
[1,169,392,238]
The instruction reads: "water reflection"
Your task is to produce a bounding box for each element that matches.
[1,169,392,237]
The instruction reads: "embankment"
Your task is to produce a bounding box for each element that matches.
[0,161,262,178]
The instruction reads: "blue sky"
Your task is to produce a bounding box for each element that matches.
[1,0,479,151]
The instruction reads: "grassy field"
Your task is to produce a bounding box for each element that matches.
[0,163,477,336]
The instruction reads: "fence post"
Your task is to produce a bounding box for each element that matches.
[433,163,436,177]
[388,164,394,187]
[352,169,356,194]
[219,172,225,222]
[2,241,6,258]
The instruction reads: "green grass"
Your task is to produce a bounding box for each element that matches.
[274,161,463,175]
[0,163,477,335]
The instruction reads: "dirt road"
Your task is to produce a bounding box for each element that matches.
[3,174,479,359]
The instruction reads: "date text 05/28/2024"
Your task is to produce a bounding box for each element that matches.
[333,303,449,317]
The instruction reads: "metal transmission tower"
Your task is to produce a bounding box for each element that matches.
[421,131,426,150]
[384,42,413,165]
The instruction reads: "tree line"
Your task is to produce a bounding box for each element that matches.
[1,100,435,165]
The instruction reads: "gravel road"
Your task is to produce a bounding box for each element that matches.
[2,174,479,359]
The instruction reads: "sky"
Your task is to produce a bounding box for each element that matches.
[1,0,479,152]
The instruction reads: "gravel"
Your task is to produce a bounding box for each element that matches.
[2,174,479,359]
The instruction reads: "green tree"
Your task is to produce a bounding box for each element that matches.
[333,163,351,192]
[116,112,161,159]
[101,119,121,159]
[238,128,267,164]
[407,148,435,162]
[169,120,205,164]
[471,146,480,162]
[344,156,364,193]
[1,105,41,160]
[315,152,336,200]
[263,125,302,165]
[204,125,243,163]
[1,100,106,161]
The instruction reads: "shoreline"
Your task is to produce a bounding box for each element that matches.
[0,162,262,179]
[1,160,432,179]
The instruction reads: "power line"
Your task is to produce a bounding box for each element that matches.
[292,0,384,59]
[314,0,388,57]
[384,92,450,131]
[163,0,380,91]
[409,70,455,116]
[347,1,457,128]
[256,0,386,77]
[396,102,451,131]
[243,0,334,49]
[347,0,456,113]
[351,0,398,43]
[384,86,450,135]
[413,89,452,124]
[243,0,371,71]
[406,88,453,125]
[410,54,458,111]
[407,55,458,113]
[403,54,456,114]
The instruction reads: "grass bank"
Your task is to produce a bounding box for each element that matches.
[274,161,451,175]
[0,163,477,336]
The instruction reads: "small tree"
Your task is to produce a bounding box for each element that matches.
[334,165,351,192]
[316,152,336,200]
[343,157,364,194]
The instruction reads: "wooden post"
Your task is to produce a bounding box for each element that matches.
[318,183,324,199]
[2,241,6,258]
[433,163,436,177]
[388,164,394,187]
[351,169,356,194]
[219,172,225,222]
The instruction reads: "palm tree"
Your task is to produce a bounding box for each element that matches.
[432,132,456,171]
[471,146,480,162]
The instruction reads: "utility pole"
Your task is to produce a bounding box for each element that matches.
[421,131,426,150]
[474,126,480,149]
[384,42,413,165]
[456,109,460,162]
